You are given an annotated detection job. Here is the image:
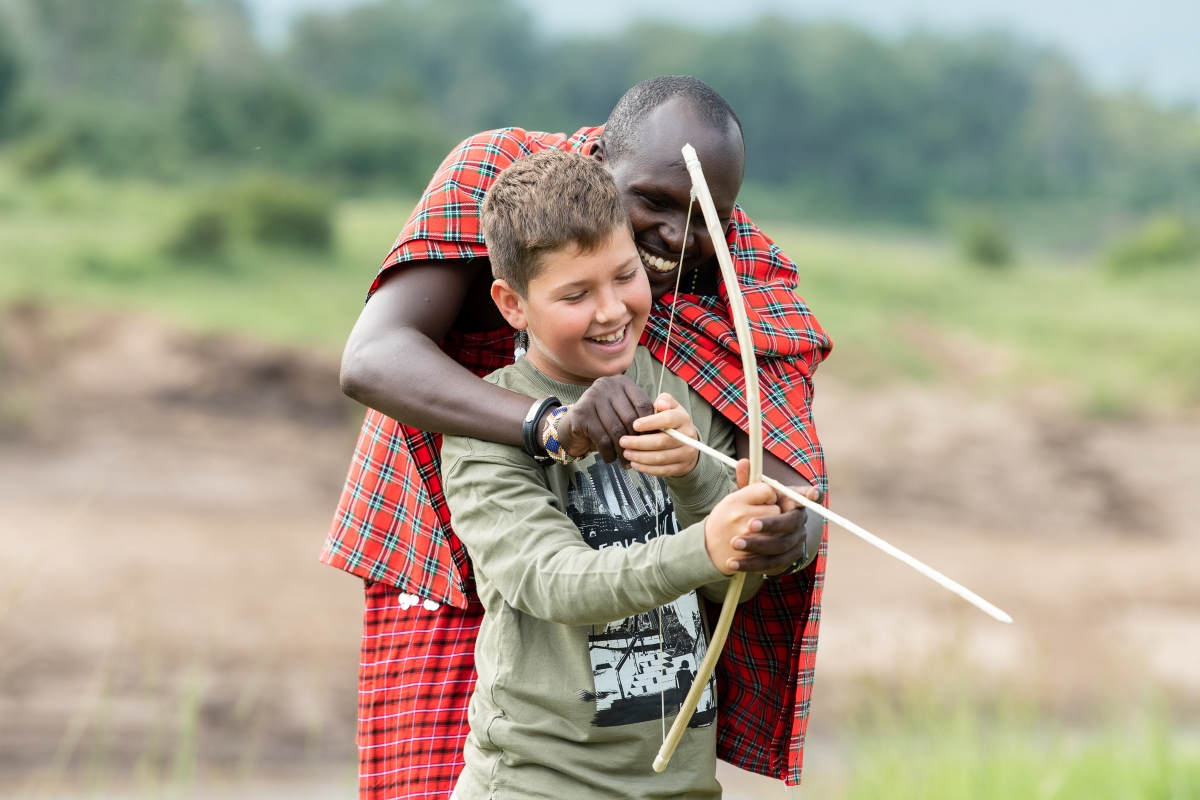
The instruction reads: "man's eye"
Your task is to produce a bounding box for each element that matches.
[644,196,668,211]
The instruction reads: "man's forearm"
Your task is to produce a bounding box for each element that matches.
[341,326,532,445]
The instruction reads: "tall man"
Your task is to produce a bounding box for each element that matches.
[324,77,832,799]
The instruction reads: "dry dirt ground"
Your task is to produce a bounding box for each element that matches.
[1,305,1197,797]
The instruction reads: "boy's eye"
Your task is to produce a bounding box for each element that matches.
[617,269,639,282]
[561,291,586,302]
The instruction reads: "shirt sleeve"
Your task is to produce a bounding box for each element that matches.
[442,440,727,628]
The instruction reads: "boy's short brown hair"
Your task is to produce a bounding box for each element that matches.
[481,149,628,296]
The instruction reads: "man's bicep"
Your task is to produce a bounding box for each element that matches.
[364,258,483,342]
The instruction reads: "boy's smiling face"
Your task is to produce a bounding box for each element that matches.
[491,225,651,385]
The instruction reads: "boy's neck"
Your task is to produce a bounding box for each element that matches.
[523,345,603,387]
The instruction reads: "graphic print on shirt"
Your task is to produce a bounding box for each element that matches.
[567,459,716,728]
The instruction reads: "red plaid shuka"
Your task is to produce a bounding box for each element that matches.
[322,127,833,796]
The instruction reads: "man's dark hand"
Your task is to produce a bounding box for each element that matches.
[731,484,824,576]
[555,376,655,466]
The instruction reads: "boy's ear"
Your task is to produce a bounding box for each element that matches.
[490,279,528,331]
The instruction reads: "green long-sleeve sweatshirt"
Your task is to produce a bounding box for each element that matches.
[441,346,763,800]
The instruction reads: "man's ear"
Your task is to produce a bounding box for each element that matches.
[490,279,527,331]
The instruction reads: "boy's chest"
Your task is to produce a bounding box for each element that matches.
[560,458,678,550]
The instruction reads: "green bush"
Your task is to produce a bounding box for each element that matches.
[167,206,229,261]
[238,176,333,251]
[1106,214,1200,274]
[313,101,452,191]
[957,211,1014,267]
[14,130,75,177]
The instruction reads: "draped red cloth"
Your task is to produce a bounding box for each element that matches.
[323,126,832,791]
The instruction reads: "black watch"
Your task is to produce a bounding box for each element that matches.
[522,396,562,466]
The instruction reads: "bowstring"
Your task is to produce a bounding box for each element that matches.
[655,189,696,400]
[653,189,696,743]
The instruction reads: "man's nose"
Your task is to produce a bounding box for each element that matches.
[660,212,699,255]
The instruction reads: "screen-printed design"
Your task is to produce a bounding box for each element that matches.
[567,459,716,728]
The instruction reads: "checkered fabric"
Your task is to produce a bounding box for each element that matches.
[358,581,484,800]
[323,126,833,791]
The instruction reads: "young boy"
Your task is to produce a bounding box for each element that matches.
[441,149,786,799]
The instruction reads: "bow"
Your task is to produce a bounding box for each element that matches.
[651,145,1012,773]
[652,144,763,772]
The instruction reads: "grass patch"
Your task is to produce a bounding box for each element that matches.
[1,162,1198,413]
[840,701,1200,799]
[0,164,404,353]
[775,226,1200,414]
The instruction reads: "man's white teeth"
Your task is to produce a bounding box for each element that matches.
[590,329,625,343]
[638,247,678,273]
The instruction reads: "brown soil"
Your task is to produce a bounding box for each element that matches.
[1,304,1197,794]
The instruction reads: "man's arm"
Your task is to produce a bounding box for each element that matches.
[340,260,532,444]
[339,260,656,449]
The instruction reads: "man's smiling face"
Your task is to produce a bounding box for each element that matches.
[591,97,745,300]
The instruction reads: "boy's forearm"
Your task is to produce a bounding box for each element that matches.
[444,451,725,627]
[665,455,736,530]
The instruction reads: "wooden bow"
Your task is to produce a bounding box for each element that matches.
[652,145,1013,774]
[652,144,763,772]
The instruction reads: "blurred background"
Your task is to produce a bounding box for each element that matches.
[0,0,1198,797]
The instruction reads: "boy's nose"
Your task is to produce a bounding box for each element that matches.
[594,288,625,322]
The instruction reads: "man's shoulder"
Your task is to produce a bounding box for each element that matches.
[447,126,602,170]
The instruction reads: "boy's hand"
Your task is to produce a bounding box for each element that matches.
[620,393,701,477]
[556,376,655,466]
[705,459,781,576]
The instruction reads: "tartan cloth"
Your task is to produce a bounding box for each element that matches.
[359,581,484,800]
[323,126,833,789]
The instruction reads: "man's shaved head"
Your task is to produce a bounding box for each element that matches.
[601,76,742,163]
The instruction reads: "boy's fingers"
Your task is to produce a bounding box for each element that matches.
[735,483,779,506]
[630,409,689,435]
[624,445,686,466]
[734,459,750,489]
[621,432,675,451]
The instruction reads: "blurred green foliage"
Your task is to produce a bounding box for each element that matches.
[1106,214,1200,274]
[956,210,1015,267]
[842,698,1200,799]
[0,0,1195,229]
[237,175,334,251]
[167,204,229,262]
